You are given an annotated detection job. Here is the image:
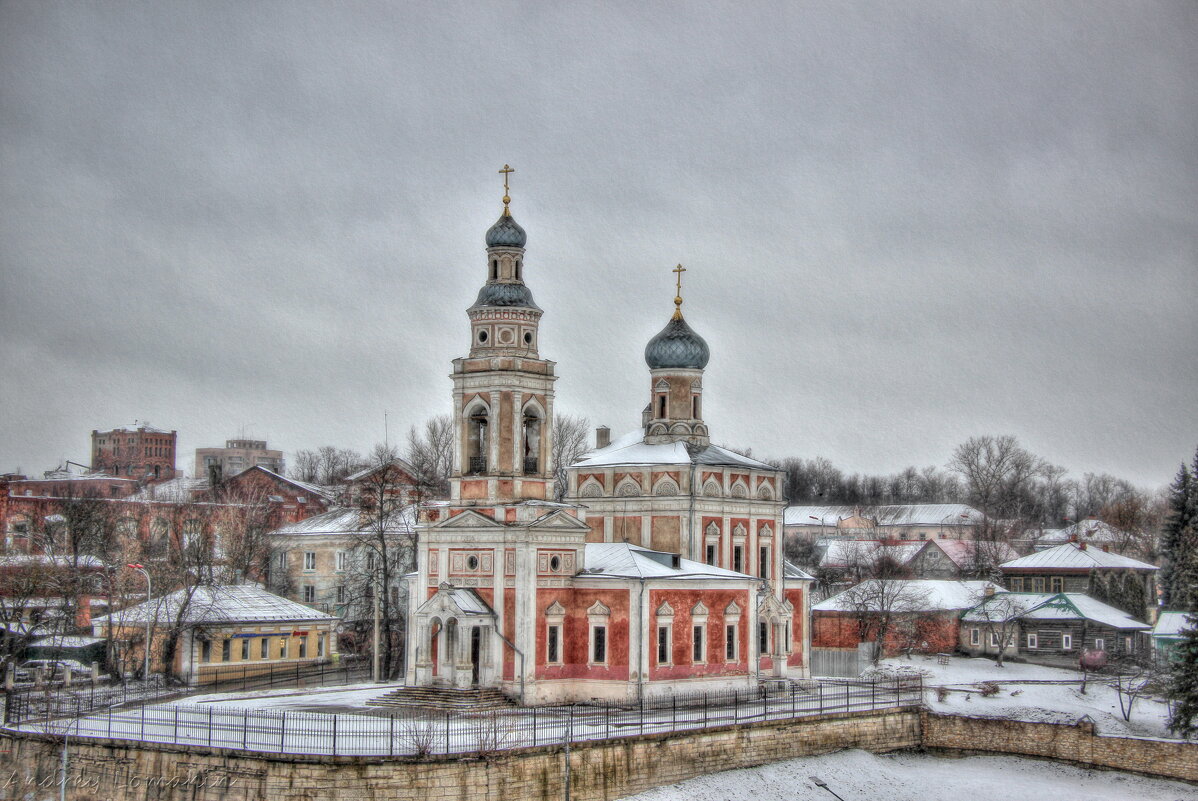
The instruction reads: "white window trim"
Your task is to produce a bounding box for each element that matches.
[1094,637,1105,652]
[1062,634,1073,650]
[589,622,608,666]
[546,622,563,665]
[989,631,999,648]
[1027,633,1038,649]
[725,621,739,662]
[692,622,707,665]
[657,624,672,666]
[303,551,316,571]
[970,628,980,646]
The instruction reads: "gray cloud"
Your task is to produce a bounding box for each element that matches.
[2,1,1195,488]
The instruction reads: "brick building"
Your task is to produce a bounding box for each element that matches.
[91,422,177,481]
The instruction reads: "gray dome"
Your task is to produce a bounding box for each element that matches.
[644,316,710,370]
[485,214,527,248]
[470,282,540,310]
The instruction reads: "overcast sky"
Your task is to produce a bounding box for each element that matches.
[1,1,1195,490]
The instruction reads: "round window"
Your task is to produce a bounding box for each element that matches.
[467,555,479,570]
[478,330,488,343]
[549,555,561,571]
[523,331,533,345]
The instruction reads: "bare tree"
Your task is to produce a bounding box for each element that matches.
[834,579,931,665]
[949,435,1055,521]
[290,446,366,485]
[551,413,589,501]
[405,415,453,499]
[964,589,1027,667]
[344,446,418,680]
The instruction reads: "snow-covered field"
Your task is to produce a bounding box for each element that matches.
[162,682,398,712]
[866,654,1180,740]
[619,748,1198,801]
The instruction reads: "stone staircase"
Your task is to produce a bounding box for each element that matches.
[366,685,516,712]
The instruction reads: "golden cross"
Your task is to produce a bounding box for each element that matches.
[499,164,514,214]
[672,263,687,319]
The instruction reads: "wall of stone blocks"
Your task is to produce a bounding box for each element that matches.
[922,711,1198,783]
[0,708,920,801]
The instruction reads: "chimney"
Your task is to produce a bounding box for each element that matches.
[983,584,996,597]
[1078,541,1087,551]
[596,426,611,449]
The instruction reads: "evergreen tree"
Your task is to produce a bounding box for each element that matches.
[1160,449,1198,611]
[1167,613,1198,737]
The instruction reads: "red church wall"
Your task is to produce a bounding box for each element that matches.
[647,588,752,681]
[534,588,631,681]
[504,590,516,680]
[785,588,806,667]
[812,610,960,656]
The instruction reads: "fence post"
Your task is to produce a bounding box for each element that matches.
[445,711,451,755]
[332,713,337,757]
[703,693,708,727]
[871,680,876,709]
[208,706,213,747]
[107,705,112,739]
[734,690,739,725]
[818,682,823,715]
[532,707,538,747]
[639,694,644,737]
[672,696,676,730]
[388,712,394,757]
[790,684,795,717]
[174,707,179,743]
[140,703,145,741]
[243,709,249,749]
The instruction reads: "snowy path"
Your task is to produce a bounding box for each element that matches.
[11,680,919,757]
[618,748,1198,801]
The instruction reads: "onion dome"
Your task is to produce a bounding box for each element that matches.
[485,213,526,248]
[644,316,710,370]
[470,282,540,310]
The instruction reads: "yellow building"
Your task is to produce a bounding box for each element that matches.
[91,584,338,685]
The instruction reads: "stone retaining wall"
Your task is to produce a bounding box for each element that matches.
[0,707,921,801]
[923,711,1198,783]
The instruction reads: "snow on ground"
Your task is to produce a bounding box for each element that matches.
[161,682,400,713]
[866,654,1179,740]
[619,748,1198,801]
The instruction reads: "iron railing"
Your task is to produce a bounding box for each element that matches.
[6,677,922,757]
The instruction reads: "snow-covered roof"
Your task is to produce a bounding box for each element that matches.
[573,430,773,470]
[783,559,815,580]
[128,477,209,502]
[582,542,756,581]
[93,584,336,627]
[919,538,1019,568]
[1151,611,1194,638]
[1000,542,1158,572]
[962,591,1149,630]
[270,506,414,537]
[251,468,337,501]
[1034,520,1126,547]
[343,458,418,483]
[784,503,983,527]
[961,592,1056,623]
[814,580,1003,613]
[1022,593,1150,630]
[818,540,924,569]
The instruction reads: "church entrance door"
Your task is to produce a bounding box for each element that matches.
[470,627,482,686]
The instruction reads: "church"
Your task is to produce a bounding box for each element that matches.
[405,169,811,704]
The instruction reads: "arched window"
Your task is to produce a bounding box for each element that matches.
[657,394,667,418]
[490,259,498,280]
[466,406,488,474]
[522,407,541,474]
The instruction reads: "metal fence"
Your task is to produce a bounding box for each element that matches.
[195,656,371,693]
[4,676,173,725]
[7,678,923,757]
[4,657,372,725]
